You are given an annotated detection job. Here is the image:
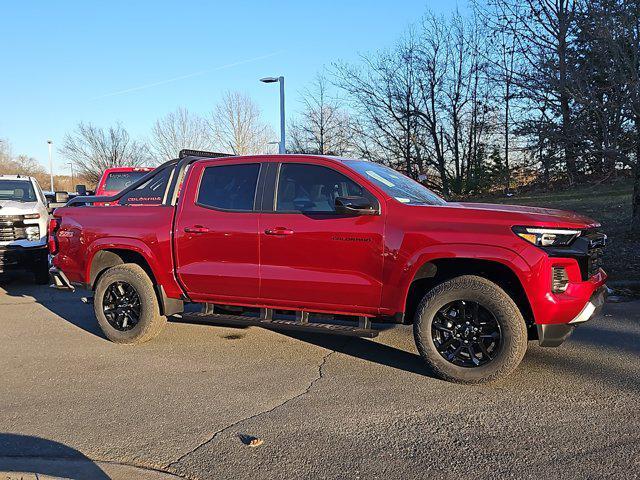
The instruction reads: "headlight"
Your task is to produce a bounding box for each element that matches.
[512,226,580,247]
[25,225,40,241]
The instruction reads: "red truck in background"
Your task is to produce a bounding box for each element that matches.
[95,167,154,197]
[49,151,607,384]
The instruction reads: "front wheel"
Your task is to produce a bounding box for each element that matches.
[413,275,527,384]
[94,264,166,344]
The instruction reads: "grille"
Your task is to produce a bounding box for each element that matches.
[585,231,606,278]
[0,215,27,242]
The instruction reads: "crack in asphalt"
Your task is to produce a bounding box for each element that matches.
[166,345,343,471]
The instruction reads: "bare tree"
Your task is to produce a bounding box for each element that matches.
[474,0,521,192]
[334,12,498,195]
[414,14,451,193]
[0,152,46,177]
[334,32,429,180]
[613,0,640,229]
[149,107,212,162]
[59,123,150,184]
[209,91,274,155]
[491,0,580,182]
[288,74,354,156]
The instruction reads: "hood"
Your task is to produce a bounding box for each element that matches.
[0,200,40,215]
[452,202,600,229]
[0,199,48,247]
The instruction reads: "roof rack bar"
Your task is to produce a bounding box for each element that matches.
[178,149,233,159]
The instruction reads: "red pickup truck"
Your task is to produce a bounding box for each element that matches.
[49,152,607,384]
[95,167,154,197]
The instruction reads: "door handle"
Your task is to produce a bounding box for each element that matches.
[184,225,210,234]
[264,227,294,236]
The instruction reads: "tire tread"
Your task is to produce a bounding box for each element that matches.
[413,275,527,384]
[94,263,166,344]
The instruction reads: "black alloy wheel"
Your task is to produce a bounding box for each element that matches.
[431,300,502,368]
[102,281,142,331]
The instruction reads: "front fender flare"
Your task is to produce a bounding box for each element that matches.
[384,243,533,315]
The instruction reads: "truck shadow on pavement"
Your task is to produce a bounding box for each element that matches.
[4,272,638,388]
[0,433,109,480]
[171,313,437,377]
[1,272,437,378]
[0,272,107,340]
[277,330,435,377]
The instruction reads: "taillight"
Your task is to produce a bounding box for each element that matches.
[48,217,60,254]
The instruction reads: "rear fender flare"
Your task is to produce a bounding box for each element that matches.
[84,238,162,288]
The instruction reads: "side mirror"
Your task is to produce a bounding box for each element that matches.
[54,191,69,204]
[76,184,87,196]
[335,196,378,216]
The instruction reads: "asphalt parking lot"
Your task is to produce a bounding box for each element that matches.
[1,272,639,480]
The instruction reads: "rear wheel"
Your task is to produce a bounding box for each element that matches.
[94,264,166,344]
[413,275,527,384]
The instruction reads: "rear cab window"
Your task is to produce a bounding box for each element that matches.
[118,168,171,206]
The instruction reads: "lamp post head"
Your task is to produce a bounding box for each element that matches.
[260,77,279,83]
[47,140,52,145]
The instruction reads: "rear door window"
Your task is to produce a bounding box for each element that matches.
[197,163,260,212]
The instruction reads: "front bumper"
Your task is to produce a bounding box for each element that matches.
[0,245,48,273]
[537,285,607,347]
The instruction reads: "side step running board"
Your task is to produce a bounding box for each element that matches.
[179,311,379,338]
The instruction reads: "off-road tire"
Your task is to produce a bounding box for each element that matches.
[94,263,166,344]
[413,275,528,384]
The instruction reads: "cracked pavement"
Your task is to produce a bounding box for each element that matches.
[1,272,639,479]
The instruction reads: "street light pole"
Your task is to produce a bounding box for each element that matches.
[47,140,54,191]
[278,76,285,154]
[260,76,286,154]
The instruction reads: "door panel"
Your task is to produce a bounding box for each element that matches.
[259,163,385,313]
[174,161,261,302]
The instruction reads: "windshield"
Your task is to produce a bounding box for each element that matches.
[344,160,446,206]
[0,180,37,202]
[103,171,149,192]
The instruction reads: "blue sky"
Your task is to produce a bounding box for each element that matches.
[1,0,456,172]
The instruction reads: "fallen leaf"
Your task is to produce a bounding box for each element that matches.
[248,438,264,447]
